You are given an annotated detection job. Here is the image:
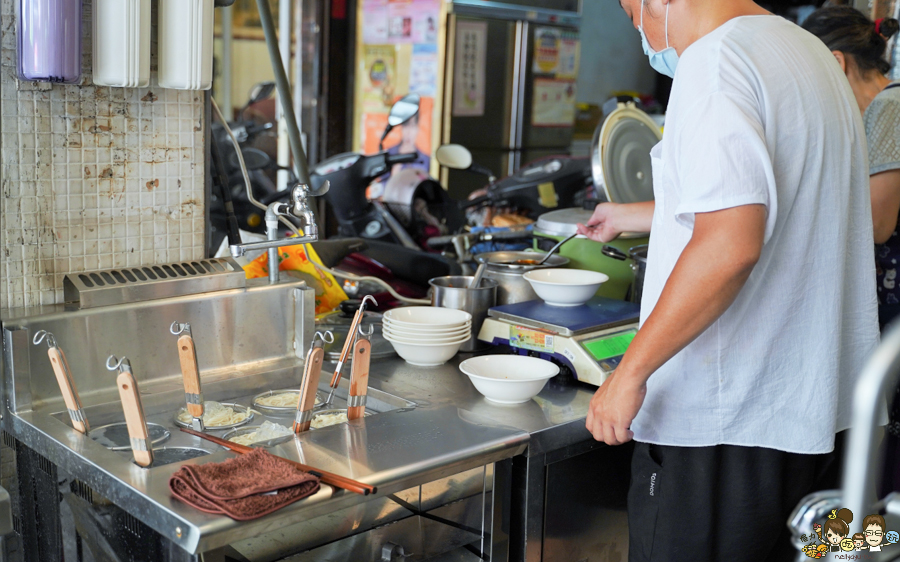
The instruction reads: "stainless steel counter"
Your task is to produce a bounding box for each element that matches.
[1,280,601,559]
[2,352,599,556]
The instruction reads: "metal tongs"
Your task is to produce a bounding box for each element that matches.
[107,355,153,467]
[347,324,372,421]
[170,321,204,432]
[294,331,334,433]
[33,330,89,434]
[324,295,377,406]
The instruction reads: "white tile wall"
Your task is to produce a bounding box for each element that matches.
[0,0,207,310]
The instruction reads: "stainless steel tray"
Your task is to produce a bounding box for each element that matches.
[173,403,254,430]
[88,422,171,451]
[143,447,211,468]
[222,424,295,447]
[252,389,321,414]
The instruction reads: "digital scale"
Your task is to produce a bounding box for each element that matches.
[477,297,641,386]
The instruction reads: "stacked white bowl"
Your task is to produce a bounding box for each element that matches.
[382,307,473,366]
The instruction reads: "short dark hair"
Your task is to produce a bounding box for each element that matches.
[863,514,886,531]
[802,7,899,75]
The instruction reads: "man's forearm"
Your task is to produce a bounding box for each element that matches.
[613,201,655,233]
[616,205,765,384]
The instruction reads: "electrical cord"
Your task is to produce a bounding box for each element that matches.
[210,96,430,305]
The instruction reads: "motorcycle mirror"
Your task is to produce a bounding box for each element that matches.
[233,147,271,171]
[248,82,276,105]
[387,93,420,127]
[435,144,473,170]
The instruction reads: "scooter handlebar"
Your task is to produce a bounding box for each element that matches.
[459,194,492,209]
[385,153,418,166]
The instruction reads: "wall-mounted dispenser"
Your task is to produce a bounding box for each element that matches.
[92,0,151,87]
[17,0,83,83]
[157,0,214,90]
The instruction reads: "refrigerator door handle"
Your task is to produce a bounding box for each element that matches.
[510,20,529,171]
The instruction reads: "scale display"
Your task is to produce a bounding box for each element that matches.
[581,329,636,362]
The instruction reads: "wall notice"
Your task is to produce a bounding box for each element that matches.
[362,0,389,43]
[452,20,487,117]
[533,78,577,127]
[362,44,397,114]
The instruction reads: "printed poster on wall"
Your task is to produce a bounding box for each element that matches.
[533,78,577,127]
[533,27,561,75]
[362,0,389,44]
[387,0,440,44]
[452,20,487,117]
[362,44,397,114]
[556,31,580,80]
[410,43,438,97]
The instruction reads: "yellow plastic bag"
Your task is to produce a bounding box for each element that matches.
[243,241,347,315]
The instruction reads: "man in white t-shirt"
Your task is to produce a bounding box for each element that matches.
[576,0,880,560]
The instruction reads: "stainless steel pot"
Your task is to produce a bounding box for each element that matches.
[429,275,498,352]
[474,251,570,304]
[601,245,647,304]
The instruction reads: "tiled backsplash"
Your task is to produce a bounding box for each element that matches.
[0,0,207,310]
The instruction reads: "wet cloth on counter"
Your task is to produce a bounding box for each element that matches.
[169,449,320,521]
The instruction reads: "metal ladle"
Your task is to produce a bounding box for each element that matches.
[535,232,578,265]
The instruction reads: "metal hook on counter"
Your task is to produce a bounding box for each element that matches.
[314,330,335,346]
[169,321,191,336]
[106,355,131,372]
[360,294,378,311]
[32,329,57,349]
[305,330,334,361]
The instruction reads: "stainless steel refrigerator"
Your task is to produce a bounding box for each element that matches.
[442,0,582,199]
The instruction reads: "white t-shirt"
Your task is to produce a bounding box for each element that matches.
[631,16,881,454]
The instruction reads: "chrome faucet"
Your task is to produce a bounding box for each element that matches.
[229,182,327,284]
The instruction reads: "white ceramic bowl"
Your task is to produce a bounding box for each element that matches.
[383,319,472,334]
[383,333,468,366]
[383,324,471,341]
[523,269,609,307]
[383,307,472,329]
[459,355,560,404]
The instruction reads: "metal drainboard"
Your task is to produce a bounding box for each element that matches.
[63,258,246,308]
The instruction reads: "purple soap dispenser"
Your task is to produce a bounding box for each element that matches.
[17,0,83,83]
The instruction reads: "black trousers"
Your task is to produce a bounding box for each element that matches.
[627,433,845,562]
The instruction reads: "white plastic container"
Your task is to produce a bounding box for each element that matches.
[92,0,151,87]
[157,0,214,90]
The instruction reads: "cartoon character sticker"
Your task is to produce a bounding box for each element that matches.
[823,509,854,553]
[800,509,899,558]
[864,514,887,552]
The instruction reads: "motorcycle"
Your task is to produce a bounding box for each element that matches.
[434,143,597,227]
[312,93,464,250]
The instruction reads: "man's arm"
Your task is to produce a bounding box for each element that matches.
[576,201,655,243]
[871,169,900,244]
[586,203,767,445]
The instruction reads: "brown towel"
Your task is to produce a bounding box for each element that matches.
[169,449,320,521]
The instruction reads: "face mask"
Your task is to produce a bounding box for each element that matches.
[639,0,679,78]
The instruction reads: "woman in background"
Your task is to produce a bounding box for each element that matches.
[804,6,900,495]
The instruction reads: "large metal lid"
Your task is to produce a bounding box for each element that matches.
[591,102,661,205]
[535,207,648,239]
[534,208,593,237]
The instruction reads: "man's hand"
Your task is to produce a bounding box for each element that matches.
[576,201,655,242]
[586,367,646,445]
